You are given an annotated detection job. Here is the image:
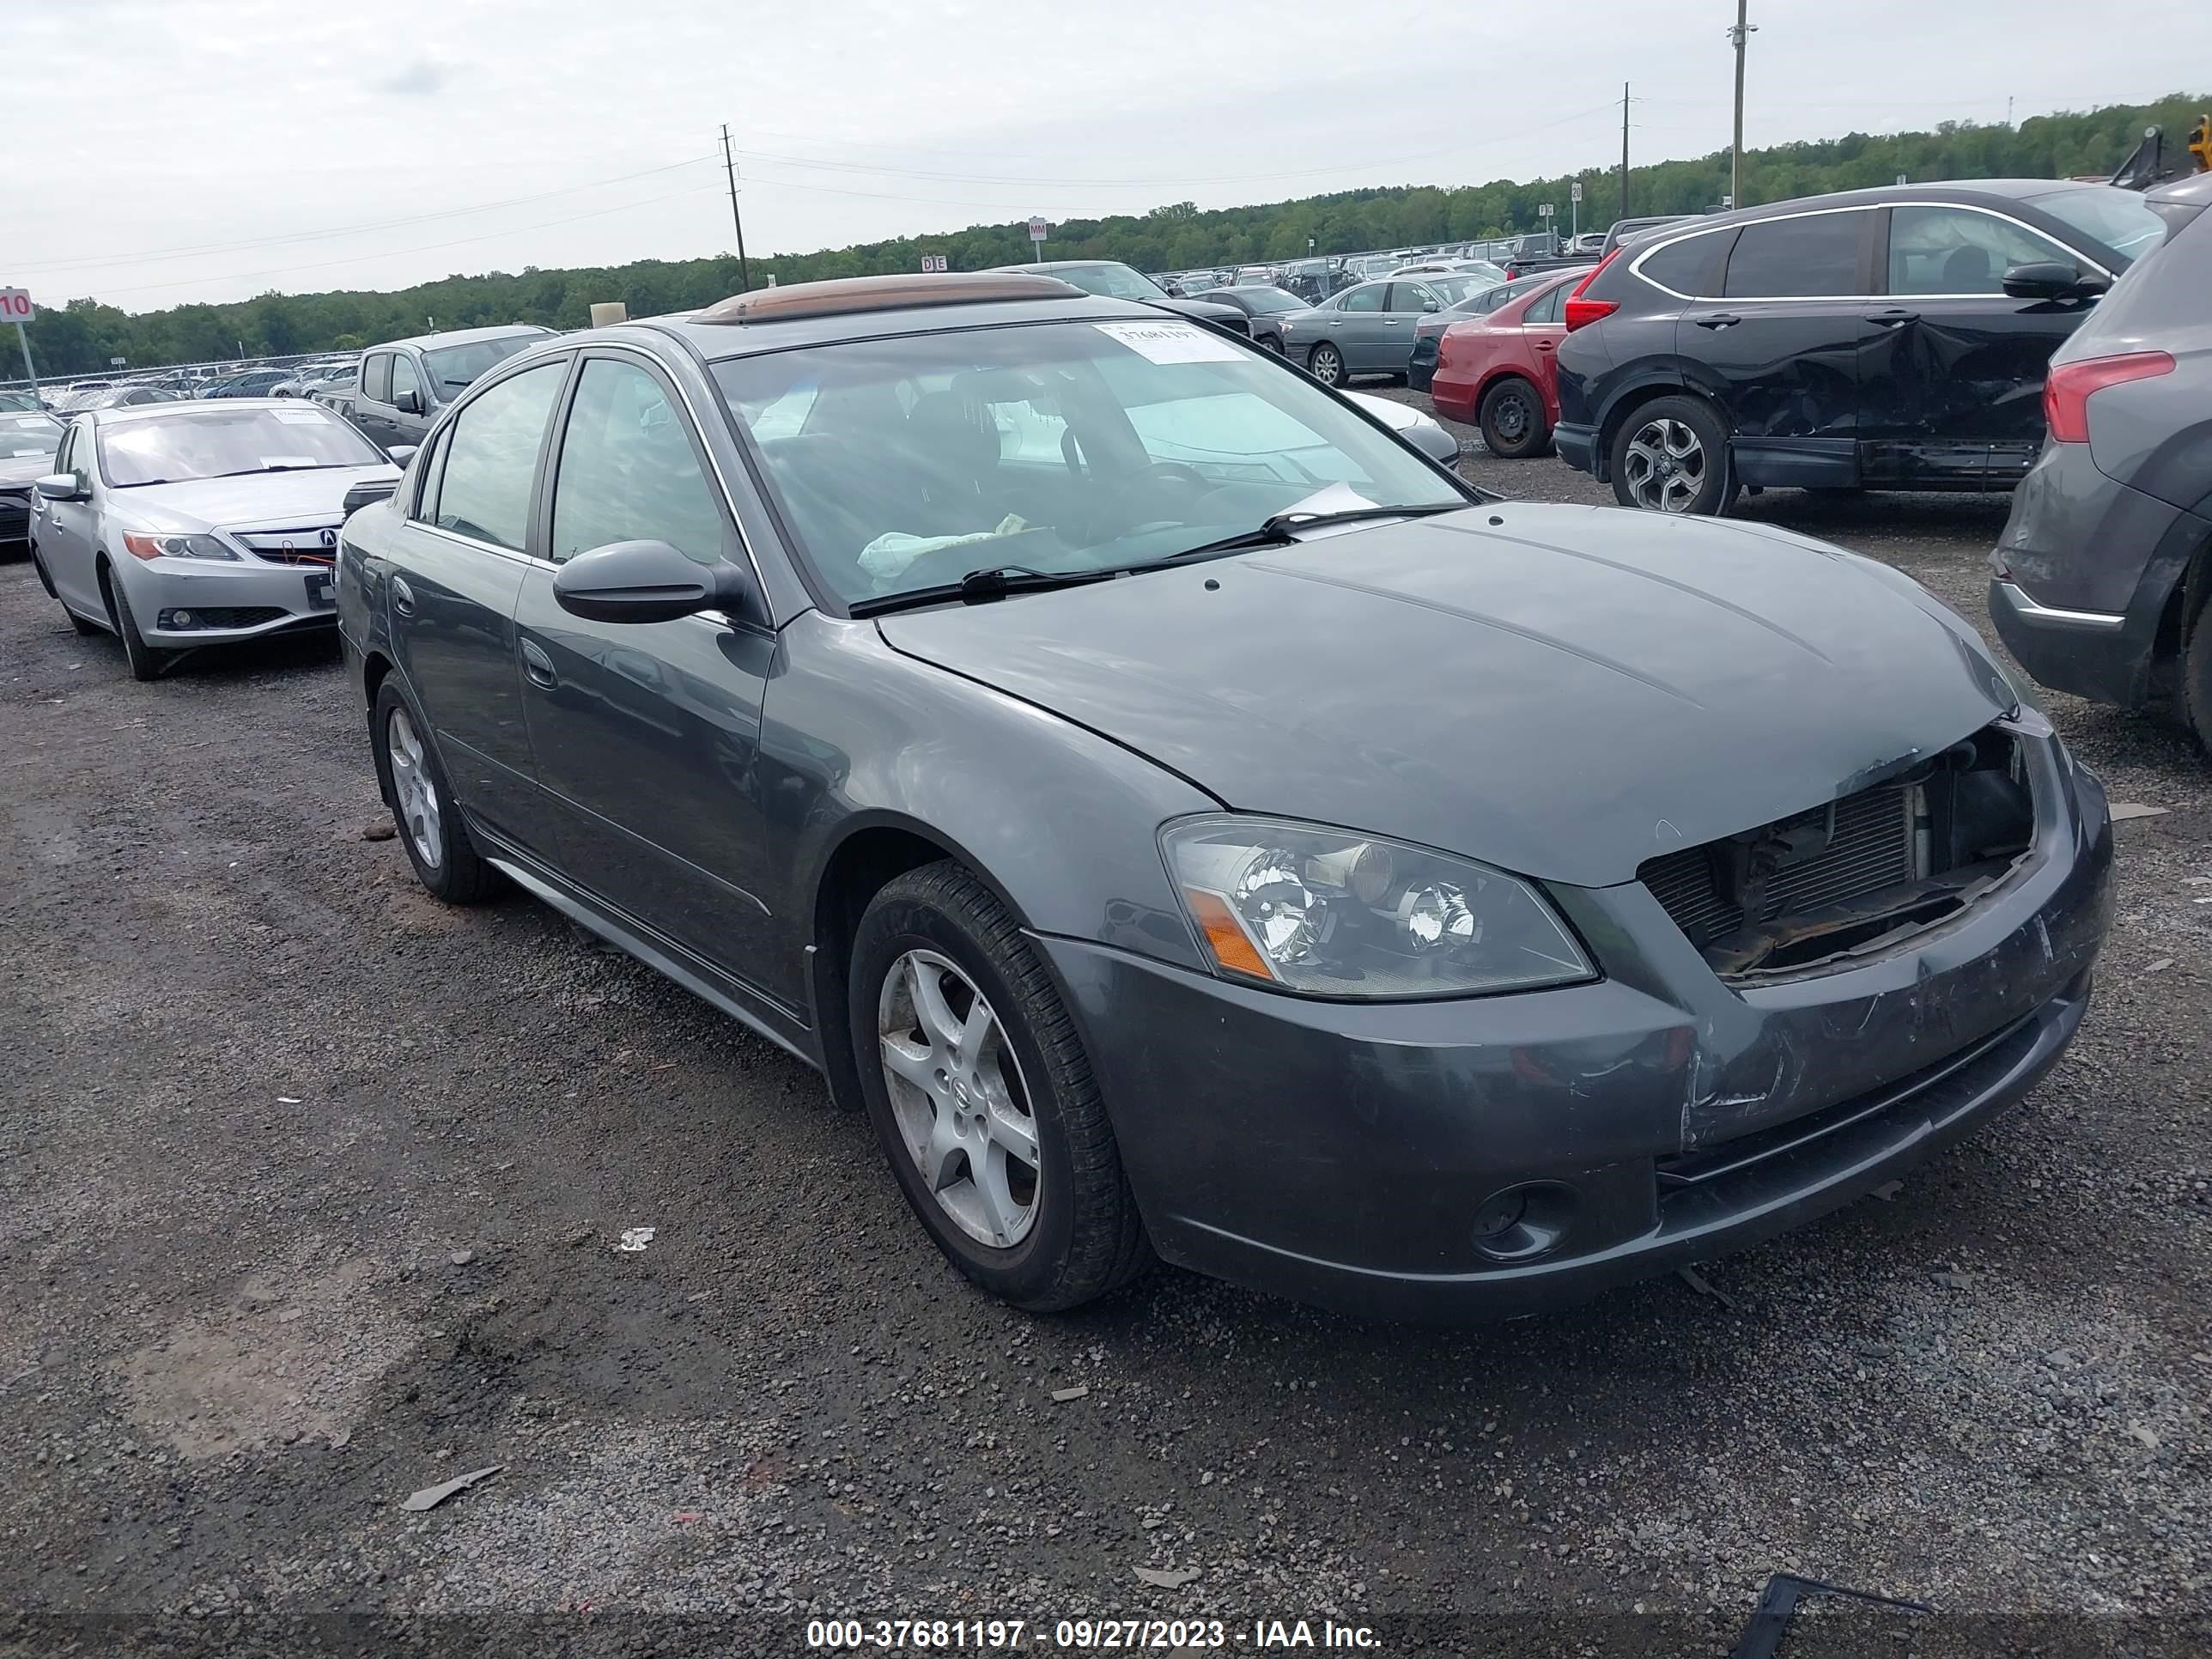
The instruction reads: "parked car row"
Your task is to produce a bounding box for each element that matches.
[18,267,2106,1324]
[1394,174,2212,756]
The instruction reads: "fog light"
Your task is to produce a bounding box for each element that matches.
[172,610,194,629]
[1471,1182,1577,1262]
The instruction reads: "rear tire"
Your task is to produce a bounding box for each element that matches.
[1478,376,1553,459]
[848,860,1150,1312]
[1608,393,1738,516]
[1308,343,1346,387]
[101,568,167,681]
[371,679,496,903]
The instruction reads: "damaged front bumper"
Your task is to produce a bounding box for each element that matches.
[1038,722,2112,1321]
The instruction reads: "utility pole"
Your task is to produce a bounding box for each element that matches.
[1620,82,1631,221]
[1727,1,1757,209]
[720,124,753,294]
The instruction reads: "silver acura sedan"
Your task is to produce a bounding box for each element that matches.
[29,399,403,678]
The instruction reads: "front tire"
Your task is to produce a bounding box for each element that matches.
[1609,393,1737,515]
[101,568,167,681]
[849,861,1148,1312]
[371,679,495,902]
[1308,343,1346,387]
[1478,375,1553,459]
[2183,586,2212,756]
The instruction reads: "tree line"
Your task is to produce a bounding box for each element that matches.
[16,92,2208,379]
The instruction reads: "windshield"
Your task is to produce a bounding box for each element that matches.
[1425,274,1504,305]
[1044,264,1170,301]
[713,319,1463,607]
[0,412,62,458]
[422,334,544,395]
[2032,186,2166,265]
[97,406,386,487]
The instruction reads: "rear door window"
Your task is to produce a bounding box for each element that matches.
[1723,210,1873,298]
[1524,284,1567,325]
[430,361,568,551]
[1338,285,1385,313]
[1887,204,2080,295]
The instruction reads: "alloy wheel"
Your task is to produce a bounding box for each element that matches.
[877,949,1040,1249]
[386,707,442,870]
[1621,416,1709,512]
[1310,345,1344,386]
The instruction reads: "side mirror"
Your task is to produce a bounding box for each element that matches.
[395,387,423,416]
[387,444,418,465]
[34,473,82,502]
[553,538,754,625]
[2002,260,2087,301]
[1421,299,1441,313]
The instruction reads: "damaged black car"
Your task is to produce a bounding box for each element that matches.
[339,272,2113,1319]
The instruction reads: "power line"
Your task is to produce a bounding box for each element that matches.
[730,100,1628,193]
[13,155,719,276]
[88,185,721,301]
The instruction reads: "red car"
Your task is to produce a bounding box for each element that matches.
[1429,269,1579,459]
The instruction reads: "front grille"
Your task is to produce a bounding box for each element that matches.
[235,527,339,565]
[1641,781,1916,949]
[1639,726,2037,979]
[0,495,27,539]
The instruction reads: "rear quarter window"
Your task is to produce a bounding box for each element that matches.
[1635,230,1730,298]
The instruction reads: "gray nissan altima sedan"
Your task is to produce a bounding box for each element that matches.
[338,272,2112,1320]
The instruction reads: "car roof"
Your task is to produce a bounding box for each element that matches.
[371,323,553,351]
[1688,178,2124,230]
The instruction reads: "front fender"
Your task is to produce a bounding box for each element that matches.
[762,611,1219,984]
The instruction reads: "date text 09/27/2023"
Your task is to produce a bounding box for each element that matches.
[805,1617,1383,1649]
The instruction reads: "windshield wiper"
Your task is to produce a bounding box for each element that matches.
[1166,501,1462,562]
[208,464,348,477]
[850,564,1123,617]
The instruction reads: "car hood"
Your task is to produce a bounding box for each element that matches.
[0,453,55,487]
[876,504,2016,889]
[112,465,402,532]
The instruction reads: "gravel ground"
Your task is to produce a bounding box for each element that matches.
[3,398,2208,1657]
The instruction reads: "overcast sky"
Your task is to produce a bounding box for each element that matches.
[6,0,2204,314]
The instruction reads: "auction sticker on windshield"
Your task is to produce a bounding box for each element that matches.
[1093,320,1243,364]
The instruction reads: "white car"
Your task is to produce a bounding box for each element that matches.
[1342,389,1460,467]
[28,400,402,679]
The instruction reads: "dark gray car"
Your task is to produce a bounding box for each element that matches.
[341,272,2111,1321]
[1989,180,2212,743]
[332,325,553,452]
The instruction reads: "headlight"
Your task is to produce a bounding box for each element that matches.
[1163,816,1595,998]
[122,532,237,562]
[1279,319,1295,333]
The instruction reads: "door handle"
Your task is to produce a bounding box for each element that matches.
[390,574,416,617]
[1867,307,1920,326]
[1534,339,1556,350]
[520,639,557,689]
[1694,313,1742,330]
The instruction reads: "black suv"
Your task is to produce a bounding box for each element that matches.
[1553,181,2167,514]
